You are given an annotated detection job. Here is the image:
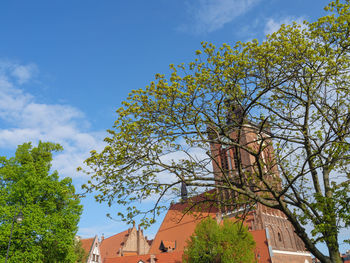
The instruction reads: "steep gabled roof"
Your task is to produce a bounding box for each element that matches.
[100,229,130,259]
[159,240,176,252]
[81,235,101,262]
[81,237,95,255]
[104,251,183,263]
[147,191,271,262]
[153,252,183,263]
[104,254,148,263]
[149,190,218,254]
[250,229,271,263]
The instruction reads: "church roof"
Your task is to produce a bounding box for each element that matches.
[147,191,271,262]
[159,240,176,252]
[149,191,219,254]
[250,229,271,263]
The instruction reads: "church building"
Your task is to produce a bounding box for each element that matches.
[85,107,313,262]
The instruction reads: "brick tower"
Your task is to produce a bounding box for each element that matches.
[210,104,312,263]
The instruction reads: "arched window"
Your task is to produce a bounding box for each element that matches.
[267,225,276,247]
[286,228,295,249]
[278,232,282,242]
[275,226,286,248]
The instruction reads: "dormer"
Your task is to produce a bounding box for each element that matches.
[159,240,176,252]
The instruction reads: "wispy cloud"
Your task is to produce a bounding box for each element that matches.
[182,0,260,34]
[0,61,105,180]
[264,16,305,36]
[12,64,38,85]
[78,221,129,239]
[0,61,37,85]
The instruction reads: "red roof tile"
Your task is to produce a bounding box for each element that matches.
[81,237,95,255]
[100,230,130,260]
[147,191,271,263]
[149,191,218,255]
[250,229,272,263]
[160,240,176,251]
[104,251,183,263]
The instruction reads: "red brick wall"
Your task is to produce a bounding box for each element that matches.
[272,252,312,263]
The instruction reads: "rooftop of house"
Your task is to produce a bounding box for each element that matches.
[100,229,130,259]
[99,190,274,262]
[80,236,96,256]
[103,230,270,263]
[104,251,183,263]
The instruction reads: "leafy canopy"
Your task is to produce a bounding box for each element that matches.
[183,217,256,263]
[82,1,350,262]
[0,142,82,263]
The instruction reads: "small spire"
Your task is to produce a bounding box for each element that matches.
[225,99,244,125]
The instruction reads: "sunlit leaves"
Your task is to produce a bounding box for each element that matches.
[0,142,82,263]
[183,218,256,263]
[82,1,350,262]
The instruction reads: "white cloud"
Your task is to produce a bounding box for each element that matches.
[264,16,305,36]
[183,0,260,34]
[0,61,105,180]
[0,61,37,85]
[78,221,129,239]
[11,64,37,84]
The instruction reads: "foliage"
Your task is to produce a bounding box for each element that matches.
[82,1,350,262]
[183,217,256,263]
[0,142,83,263]
[74,239,88,263]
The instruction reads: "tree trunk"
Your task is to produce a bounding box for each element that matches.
[329,246,342,263]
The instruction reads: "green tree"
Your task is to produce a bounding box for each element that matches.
[81,1,350,262]
[0,142,83,263]
[183,218,256,263]
[74,239,88,263]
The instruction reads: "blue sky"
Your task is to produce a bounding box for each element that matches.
[2,0,347,253]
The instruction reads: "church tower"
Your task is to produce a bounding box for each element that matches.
[210,104,312,263]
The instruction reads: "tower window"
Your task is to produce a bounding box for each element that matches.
[219,147,236,174]
[220,148,230,172]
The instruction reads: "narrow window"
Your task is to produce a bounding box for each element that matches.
[278,232,282,242]
[220,148,229,173]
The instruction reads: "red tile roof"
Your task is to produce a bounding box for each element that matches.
[147,191,271,263]
[149,191,218,255]
[81,237,95,255]
[343,254,350,263]
[250,229,272,263]
[104,251,183,263]
[154,251,183,263]
[103,191,271,263]
[160,240,176,251]
[100,230,130,260]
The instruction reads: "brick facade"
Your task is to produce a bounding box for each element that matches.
[210,120,312,263]
[100,224,151,261]
[101,111,315,262]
